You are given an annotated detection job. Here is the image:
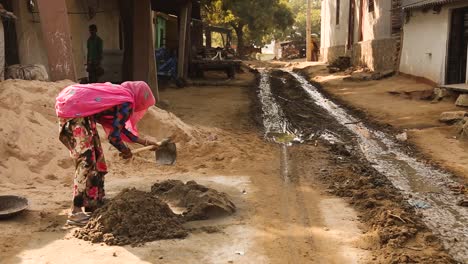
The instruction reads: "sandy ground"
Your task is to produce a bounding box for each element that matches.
[0,73,370,263]
[296,64,468,183]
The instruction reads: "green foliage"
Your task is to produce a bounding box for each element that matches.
[287,0,321,42]
[201,0,294,50]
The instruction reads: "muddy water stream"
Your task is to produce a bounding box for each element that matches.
[258,70,291,183]
[284,71,468,262]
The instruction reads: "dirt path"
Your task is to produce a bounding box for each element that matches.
[1,75,369,263]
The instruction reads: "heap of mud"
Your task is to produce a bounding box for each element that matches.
[74,188,188,246]
[75,182,236,246]
[151,180,236,221]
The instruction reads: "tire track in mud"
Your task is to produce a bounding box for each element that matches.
[263,69,464,262]
[258,69,365,263]
[258,69,302,263]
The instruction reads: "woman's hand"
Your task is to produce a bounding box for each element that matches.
[120,148,133,159]
[144,139,159,146]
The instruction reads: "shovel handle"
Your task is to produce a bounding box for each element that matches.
[132,145,157,154]
[131,138,172,154]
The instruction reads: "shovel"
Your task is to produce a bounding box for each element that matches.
[132,139,177,165]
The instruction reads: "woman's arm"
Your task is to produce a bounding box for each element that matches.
[108,103,158,158]
[108,103,133,157]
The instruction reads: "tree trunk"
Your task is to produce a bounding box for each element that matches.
[233,23,245,57]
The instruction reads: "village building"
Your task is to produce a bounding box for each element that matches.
[1,0,199,99]
[320,0,402,71]
[399,0,468,87]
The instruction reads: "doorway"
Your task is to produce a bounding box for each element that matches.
[446,7,468,84]
[0,0,19,66]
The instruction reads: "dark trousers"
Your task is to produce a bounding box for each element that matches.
[87,63,103,83]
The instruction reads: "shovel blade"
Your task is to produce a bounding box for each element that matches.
[156,142,177,165]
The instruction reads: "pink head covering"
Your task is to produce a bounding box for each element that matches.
[56,81,156,141]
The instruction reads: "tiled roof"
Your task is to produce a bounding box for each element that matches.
[403,0,467,10]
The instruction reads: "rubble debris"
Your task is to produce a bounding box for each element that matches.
[396,132,408,142]
[343,67,356,75]
[408,199,431,209]
[372,70,395,80]
[344,69,395,82]
[327,67,340,73]
[151,180,236,221]
[439,111,467,123]
[327,56,351,73]
[5,64,49,81]
[454,117,468,139]
[455,94,468,107]
[432,87,449,102]
[387,89,434,100]
[74,188,188,246]
[456,199,468,207]
[344,71,373,81]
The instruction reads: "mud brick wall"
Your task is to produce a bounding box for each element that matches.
[321,45,347,64]
[321,39,396,72]
[351,38,397,71]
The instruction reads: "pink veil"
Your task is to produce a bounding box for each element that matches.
[56,81,156,142]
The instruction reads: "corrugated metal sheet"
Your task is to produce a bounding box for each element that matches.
[403,0,467,10]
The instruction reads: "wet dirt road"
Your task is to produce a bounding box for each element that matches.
[257,69,465,263]
[0,69,458,263]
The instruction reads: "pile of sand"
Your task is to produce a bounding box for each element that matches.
[0,79,200,186]
[0,80,74,185]
[139,106,201,143]
[74,188,188,246]
[151,180,236,221]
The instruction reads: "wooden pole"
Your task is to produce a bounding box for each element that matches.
[132,0,159,101]
[306,0,312,62]
[177,2,191,80]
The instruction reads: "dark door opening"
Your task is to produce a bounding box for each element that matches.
[446,7,468,84]
[0,0,19,67]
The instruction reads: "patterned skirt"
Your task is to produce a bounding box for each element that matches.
[59,116,108,211]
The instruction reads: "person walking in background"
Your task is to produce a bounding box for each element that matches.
[87,24,103,83]
[311,33,319,62]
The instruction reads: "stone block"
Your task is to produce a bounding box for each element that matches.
[455,94,468,107]
[433,88,448,101]
[439,111,467,123]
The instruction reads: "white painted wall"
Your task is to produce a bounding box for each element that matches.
[361,0,392,41]
[322,0,392,49]
[398,3,468,84]
[400,2,468,84]
[321,0,349,49]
